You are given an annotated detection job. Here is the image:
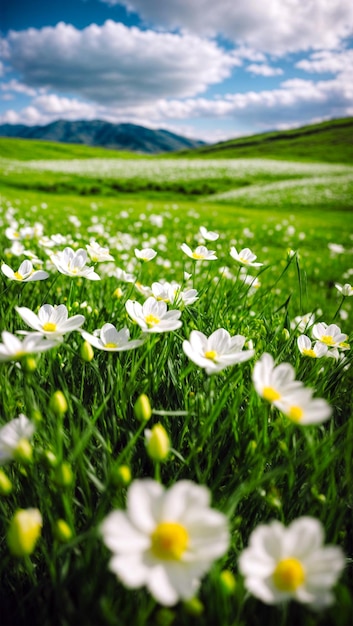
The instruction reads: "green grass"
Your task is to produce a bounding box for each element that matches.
[0,137,141,161]
[179,117,353,164]
[0,145,352,626]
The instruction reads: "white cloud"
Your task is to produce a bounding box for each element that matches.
[103,0,353,54]
[0,79,37,97]
[3,21,236,105]
[296,49,353,73]
[2,67,352,141]
[246,64,284,76]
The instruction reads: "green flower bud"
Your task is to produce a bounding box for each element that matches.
[50,391,68,416]
[55,519,73,542]
[22,356,37,373]
[53,462,74,488]
[183,597,204,616]
[145,424,170,462]
[7,508,42,557]
[134,394,152,422]
[111,464,131,487]
[219,569,237,595]
[0,469,13,495]
[80,341,94,362]
[13,438,33,464]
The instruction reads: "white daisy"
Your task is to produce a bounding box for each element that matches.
[0,415,35,465]
[101,479,229,606]
[297,335,328,358]
[181,244,217,261]
[126,297,182,333]
[50,247,100,280]
[81,323,146,352]
[239,517,345,608]
[230,247,263,267]
[1,260,49,282]
[0,331,59,362]
[15,304,85,339]
[252,353,303,405]
[183,329,254,375]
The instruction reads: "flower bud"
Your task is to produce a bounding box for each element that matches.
[111,464,131,487]
[22,356,37,373]
[145,424,170,462]
[113,287,123,299]
[0,469,13,495]
[13,438,33,464]
[282,328,290,341]
[50,391,68,416]
[219,569,236,595]
[80,340,94,362]
[42,449,58,468]
[134,394,152,422]
[7,508,42,557]
[55,519,73,542]
[53,462,74,487]
[183,597,204,616]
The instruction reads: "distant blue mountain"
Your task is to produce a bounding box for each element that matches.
[0,119,205,154]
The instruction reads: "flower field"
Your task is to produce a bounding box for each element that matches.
[0,151,352,626]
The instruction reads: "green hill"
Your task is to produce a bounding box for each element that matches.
[0,137,141,161]
[179,117,353,164]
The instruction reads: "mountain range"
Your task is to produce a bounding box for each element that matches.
[0,120,205,154]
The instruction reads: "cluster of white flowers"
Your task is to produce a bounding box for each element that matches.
[297,322,349,360]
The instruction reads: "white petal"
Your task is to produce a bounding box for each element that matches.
[127,479,164,533]
[101,510,149,554]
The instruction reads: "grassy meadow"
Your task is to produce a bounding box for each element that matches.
[0,124,352,626]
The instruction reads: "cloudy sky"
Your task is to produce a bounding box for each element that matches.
[1,0,353,142]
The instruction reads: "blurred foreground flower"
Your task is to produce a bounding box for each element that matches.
[0,414,35,465]
[101,479,229,606]
[183,328,254,375]
[0,331,59,362]
[239,517,345,608]
[126,297,182,333]
[1,259,49,282]
[51,247,100,280]
[16,304,85,339]
[81,323,146,352]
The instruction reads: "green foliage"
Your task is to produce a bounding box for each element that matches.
[0,146,352,625]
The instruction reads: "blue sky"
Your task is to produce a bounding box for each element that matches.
[1,0,353,142]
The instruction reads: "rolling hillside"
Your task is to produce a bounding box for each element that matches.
[179,117,353,164]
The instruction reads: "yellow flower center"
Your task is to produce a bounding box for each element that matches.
[14,272,23,280]
[302,348,317,358]
[205,350,217,361]
[321,335,334,346]
[104,342,118,349]
[273,557,305,592]
[191,252,205,260]
[239,257,249,264]
[145,314,160,327]
[42,322,57,332]
[151,521,189,561]
[287,406,304,422]
[262,386,281,402]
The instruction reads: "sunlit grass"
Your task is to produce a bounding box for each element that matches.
[0,155,352,626]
